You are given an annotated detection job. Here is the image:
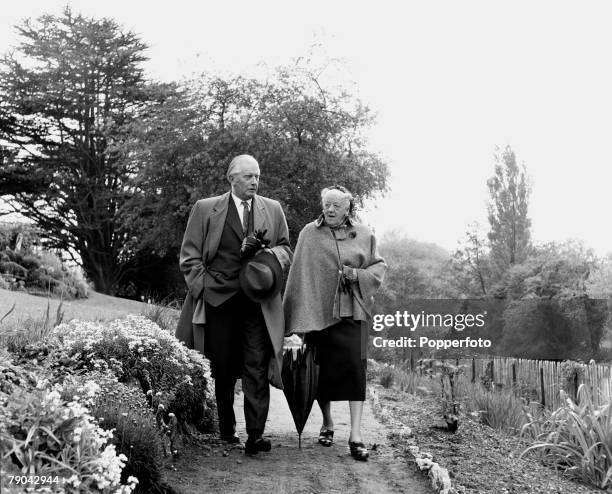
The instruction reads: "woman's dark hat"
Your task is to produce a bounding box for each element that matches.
[239,250,283,302]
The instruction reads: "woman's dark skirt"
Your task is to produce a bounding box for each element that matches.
[306,318,367,402]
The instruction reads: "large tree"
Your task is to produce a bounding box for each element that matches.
[0,8,151,294]
[497,241,609,359]
[486,146,532,278]
[121,65,389,296]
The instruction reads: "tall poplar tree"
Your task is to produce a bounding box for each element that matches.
[486,146,532,278]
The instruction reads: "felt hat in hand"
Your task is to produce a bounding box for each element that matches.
[239,250,283,302]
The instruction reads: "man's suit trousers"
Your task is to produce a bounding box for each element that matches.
[204,291,273,437]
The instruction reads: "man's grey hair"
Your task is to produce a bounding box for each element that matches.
[226,154,258,180]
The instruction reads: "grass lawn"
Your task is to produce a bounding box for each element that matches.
[0,287,149,323]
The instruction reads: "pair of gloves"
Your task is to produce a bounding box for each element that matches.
[240,229,271,260]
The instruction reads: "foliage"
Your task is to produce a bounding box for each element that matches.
[1,9,388,299]
[90,378,166,494]
[376,232,454,304]
[0,222,43,252]
[486,146,532,278]
[464,382,527,431]
[48,315,215,432]
[373,233,456,360]
[586,253,612,298]
[0,8,153,295]
[500,299,574,360]
[495,241,609,360]
[1,247,88,299]
[418,358,465,431]
[497,240,598,300]
[0,375,138,493]
[0,299,64,352]
[119,64,388,296]
[375,363,424,394]
[450,222,492,297]
[521,385,612,489]
[140,298,181,334]
[1,313,213,491]
[379,368,394,388]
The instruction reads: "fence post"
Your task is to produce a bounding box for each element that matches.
[540,367,546,409]
[472,358,476,383]
[574,371,579,405]
[512,363,516,388]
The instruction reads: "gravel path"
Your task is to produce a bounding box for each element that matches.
[165,386,433,494]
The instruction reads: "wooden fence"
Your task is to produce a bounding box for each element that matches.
[417,356,612,410]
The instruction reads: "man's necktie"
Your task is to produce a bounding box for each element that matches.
[241,201,250,235]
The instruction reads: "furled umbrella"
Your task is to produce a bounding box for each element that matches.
[281,339,319,448]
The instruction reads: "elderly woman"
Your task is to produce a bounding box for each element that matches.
[283,185,386,461]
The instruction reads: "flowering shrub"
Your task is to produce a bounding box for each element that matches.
[48,315,215,432]
[2,314,215,492]
[0,379,138,493]
[90,378,165,493]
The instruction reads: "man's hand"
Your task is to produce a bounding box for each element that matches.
[240,229,271,260]
[240,235,261,260]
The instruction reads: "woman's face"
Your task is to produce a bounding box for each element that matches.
[322,189,350,227]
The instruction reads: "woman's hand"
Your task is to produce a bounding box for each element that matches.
[283,334,303,349]
[342,265,358,282]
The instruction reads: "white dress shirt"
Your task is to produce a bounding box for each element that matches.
[231,193,252,227]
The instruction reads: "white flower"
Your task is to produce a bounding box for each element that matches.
[66,474,81,487]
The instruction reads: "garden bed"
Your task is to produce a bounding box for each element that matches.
[368,378,604,493]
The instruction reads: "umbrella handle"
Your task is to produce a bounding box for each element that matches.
[299,433,302,449]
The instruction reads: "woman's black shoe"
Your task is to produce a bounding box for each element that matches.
[318,429,334,447]
[349,441,369,461]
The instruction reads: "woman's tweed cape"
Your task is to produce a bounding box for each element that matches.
[283,218,386,334]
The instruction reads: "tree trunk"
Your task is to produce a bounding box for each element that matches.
[80,246,120,295]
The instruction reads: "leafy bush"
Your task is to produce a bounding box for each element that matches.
[464,382,527,431]
[379,368,394,388]
[49,315,215,432]
[1,315,214,490]
[521,384,612,489]
[140,298,180,333]
[90,378,166,494]
[0,375,138,493]
[0,248,89,299]
[0,222,42,252]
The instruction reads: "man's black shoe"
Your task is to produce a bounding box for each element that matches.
[245,436,271,455]
[220,434,241,444]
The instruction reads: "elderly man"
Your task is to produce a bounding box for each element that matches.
[176,154,292,455]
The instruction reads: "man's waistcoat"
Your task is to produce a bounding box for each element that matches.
[204,196,253,306]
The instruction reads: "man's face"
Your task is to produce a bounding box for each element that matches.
[230,159,260,200]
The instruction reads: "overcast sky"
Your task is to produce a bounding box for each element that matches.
[2,1,611,255]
